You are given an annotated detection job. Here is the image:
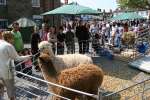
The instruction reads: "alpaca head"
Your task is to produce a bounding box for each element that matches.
[38,41,55,58]
[38,53,51,64]
[38,53,57,77]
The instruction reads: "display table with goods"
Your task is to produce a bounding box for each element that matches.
[114,49,141,62]
[129,55,150,73]
[115,31,150,73]
[113,31,136,61]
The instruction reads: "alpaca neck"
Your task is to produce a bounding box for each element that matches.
[40,62,58,83]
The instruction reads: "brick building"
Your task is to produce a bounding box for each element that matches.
[0,0,61,29]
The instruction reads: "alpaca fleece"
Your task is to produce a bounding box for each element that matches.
[55,64,104,99]
[38,53,103,100]
[38,41,93,73]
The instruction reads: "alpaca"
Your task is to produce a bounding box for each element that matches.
[38,53,104,100]
[38,41,93,72]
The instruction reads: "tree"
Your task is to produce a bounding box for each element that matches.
[117,0,150,10]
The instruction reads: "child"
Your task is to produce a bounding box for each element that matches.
[92,33,101,55]
[22,48,32,75]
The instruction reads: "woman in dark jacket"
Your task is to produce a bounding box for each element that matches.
[31,26,41,71]
[65,25,75,54]
[76,21,89,54]
[57,26,65,55]
[31,26,41,55]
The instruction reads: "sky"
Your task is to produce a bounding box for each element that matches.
[61,0,118,12]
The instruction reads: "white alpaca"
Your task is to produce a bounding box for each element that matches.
[38,41,93,72]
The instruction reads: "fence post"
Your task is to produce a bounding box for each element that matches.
[98,88,103,100]
[141,82,146,100]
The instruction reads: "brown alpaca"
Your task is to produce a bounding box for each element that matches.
[38,53,104,100]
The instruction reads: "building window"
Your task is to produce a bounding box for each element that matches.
[32,0,40,7]
[0,19,8,29]
[0,0,6,5]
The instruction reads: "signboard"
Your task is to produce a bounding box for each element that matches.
[33,15,43,19]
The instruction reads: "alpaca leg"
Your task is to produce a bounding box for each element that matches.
[86,89,98,100]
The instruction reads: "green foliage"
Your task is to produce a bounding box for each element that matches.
[117,0,150,10]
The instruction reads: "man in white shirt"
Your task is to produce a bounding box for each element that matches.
[0,31,31,100]
[110,24,117,46]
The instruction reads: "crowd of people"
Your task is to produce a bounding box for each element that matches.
[31,19,149,56]
[0,20,149,61]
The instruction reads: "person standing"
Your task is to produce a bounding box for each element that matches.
[31,26,41,71]
[57,26,65,55]
[0,31,31,100]
[31,26,41,55]
[47,26,57,54]
[124,22,128,32]
[76,21,89,54]
[11,22,24,53]
[101,23,106,46]
[110,23,117,46]
[40,23,49,41]
[116,23,124,48]
[65,25,75,54]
